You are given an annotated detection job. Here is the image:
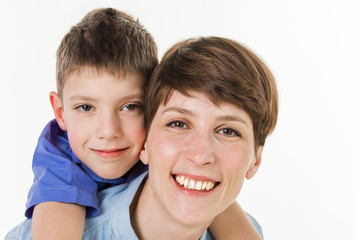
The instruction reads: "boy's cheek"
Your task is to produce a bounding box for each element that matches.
[129,117,146,139]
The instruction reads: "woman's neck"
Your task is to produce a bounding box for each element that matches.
[130,179,210,240]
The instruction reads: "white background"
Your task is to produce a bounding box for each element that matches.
[0,0,356,239]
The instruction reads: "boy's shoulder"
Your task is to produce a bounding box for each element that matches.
[5,219,32,240]
[84,171,148,238]
[7,172,148,240]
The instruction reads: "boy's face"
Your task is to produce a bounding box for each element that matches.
[140,90,262,225]
[51,67,145,179]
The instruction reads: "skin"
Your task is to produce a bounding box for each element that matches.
[133,91,263,240]
[32,67,262,240]
[32,202,86,240]
[32,66,146,240]
[210,202,263,240]
[52,67,145,179]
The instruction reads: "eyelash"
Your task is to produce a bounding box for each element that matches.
[74,102,142,112]
[166,120,188,129]
[166,121,242,137]
[75,104,94,112]
[121,103,142,111]
[217,127,242,137]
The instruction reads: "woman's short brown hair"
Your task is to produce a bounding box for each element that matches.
[144,36,278,149]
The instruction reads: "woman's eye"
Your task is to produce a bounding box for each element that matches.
[76,105,94,112]
[166,120,188,129]
[218,128,241,137]
[122,103,141,111]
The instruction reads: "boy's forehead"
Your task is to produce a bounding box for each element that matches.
[60,66,146,103]
[67,65,137,78]
[63,66,145,87]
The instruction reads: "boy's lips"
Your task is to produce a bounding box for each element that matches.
[92,148,129,159]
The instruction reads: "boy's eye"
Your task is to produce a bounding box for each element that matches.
[166,120,188,129]
[122,103,142,111]
[76,104,94,112]
[217,128,241,137]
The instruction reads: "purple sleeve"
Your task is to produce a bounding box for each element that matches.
[25,119,99,218]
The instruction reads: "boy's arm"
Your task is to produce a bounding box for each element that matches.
[32,202,86,240]
[210,201,262,240]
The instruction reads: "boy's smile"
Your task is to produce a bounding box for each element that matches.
[51,66,145,180]
[91,147,129,159]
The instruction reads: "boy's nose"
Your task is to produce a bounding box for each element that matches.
[184,132,215,166]
[96,113,122,140]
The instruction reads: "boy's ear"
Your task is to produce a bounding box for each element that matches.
[246,146,263,180]
[139,142,149,165]
[49,91,67,131]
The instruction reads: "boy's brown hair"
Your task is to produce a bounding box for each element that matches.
[144,36,278,149]
[56,8,158,98]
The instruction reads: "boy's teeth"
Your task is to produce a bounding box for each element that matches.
[174,175,216,191]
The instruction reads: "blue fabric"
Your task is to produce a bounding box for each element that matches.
[7,172,216,240]
[246,212,264,239]
[25,119,147,218]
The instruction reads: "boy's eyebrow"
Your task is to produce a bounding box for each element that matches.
[162,107,248,126]
[117,93,144,102]
[68,95,95,102]
[68,93,143,102]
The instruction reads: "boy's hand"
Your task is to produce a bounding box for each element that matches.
[32,202,86,240]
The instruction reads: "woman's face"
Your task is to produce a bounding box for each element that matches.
[140,90,262,226]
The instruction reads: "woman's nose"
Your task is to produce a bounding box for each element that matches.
[184,132,215,166]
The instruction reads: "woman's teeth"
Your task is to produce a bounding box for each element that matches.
[174,175,216,191]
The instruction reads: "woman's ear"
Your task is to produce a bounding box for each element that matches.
[246,146,263,179]
[139,142,149,165]
[49,91,67,131]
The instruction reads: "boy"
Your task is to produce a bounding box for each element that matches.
[26,7,158,239]
[7,36,277,239]
[19,7,262,240]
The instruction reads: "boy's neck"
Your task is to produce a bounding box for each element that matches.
[130,178,210,240]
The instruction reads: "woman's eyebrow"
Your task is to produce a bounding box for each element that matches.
[217,115,248,126]
[162,107,247,125]
[162,107,194,116]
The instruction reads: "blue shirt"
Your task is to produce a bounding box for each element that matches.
[7,172,217,240]
[25,119,147,218]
